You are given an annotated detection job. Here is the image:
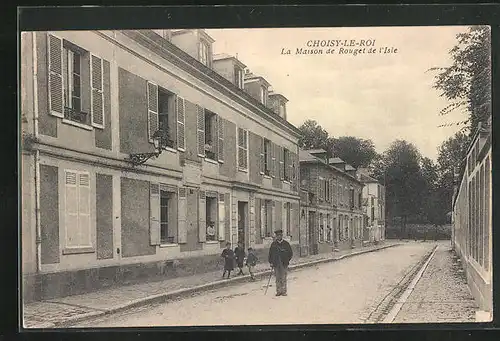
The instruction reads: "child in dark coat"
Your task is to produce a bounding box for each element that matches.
[234,242,246,275]
[221,242,235,279]
[246,247,258,280]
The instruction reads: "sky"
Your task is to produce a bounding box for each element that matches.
[206,26,471,161]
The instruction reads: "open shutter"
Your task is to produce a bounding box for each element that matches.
[279,146,284,180]
[272,143,277,178]
[78,173,91,247]
[147,82,159,142]
[48,34,64,118]
[261,201,266,238]
[287,150,292,181]
[65,171,78,247]
[218,193,225,241]
[217,117,224,162]
[272,201,277,233]
[197,106,205,157]
[91,54,104,128]
[198,190,206,242]
[259,137,265,174]
[176,96,186,150]
[177,187,187,243]
[150,183,160,245]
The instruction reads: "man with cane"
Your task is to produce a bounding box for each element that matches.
[267,229,293,296]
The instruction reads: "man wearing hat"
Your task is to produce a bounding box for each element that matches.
[268,229,293,296]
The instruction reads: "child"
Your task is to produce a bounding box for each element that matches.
[246,247,258,280]
[234,242,246,276]
[221,242,235,279]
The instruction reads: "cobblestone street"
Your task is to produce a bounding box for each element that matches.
[72,242,458,327]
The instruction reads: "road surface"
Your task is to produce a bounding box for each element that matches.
[73,243,441,327]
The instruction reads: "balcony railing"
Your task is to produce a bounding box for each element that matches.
[64,107,88,124]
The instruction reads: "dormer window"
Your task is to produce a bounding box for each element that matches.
[234,66,244,89]
[260,86,268,105]
[279,103,286,119]
[199,40,210,67]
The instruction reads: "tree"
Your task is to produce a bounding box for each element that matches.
[297,120,333,156]
[331,136,378,169]
[429,26,491,135]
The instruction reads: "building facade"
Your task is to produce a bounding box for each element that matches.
[298,150,364,256]
[357,171,386,243]
[451,120,492,316]
[21,29,301,302]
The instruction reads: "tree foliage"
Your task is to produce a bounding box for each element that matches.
[429,26,491,135]
[331,136,378,169]
[297,120,333,156]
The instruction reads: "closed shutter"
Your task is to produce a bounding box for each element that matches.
[218,117,224,162]
[176,96,186,150]
[198,190,206,242]
[65,171,78,247]
[178,187,187,243]
[147,82,159,142]
[150,183,160,245]
[271,143,277,178]
[78,173,91,247]
[279,146,284,180]
[259,137,265,174]
[237,128,248,170]
[48,34,64,118]
[218,193,225,241]
[272,201,276,233]
[261,201,266,238]
[197,105,205,157]
[90,54,104,128]
[287,150,292,181]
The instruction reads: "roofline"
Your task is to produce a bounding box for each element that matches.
[299,159,364,185]
[244,76,272,88]
[213,55,247,69]
[119,30,301,138]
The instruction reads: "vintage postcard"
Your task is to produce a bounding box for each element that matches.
[20,25,492,328]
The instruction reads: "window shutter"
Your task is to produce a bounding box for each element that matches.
[261,201,266,238]
[217,117,224,162]
[90,54,104,128]
[197,105,205,157]
[65,171,78,247]
[272,143,277,178]
[287,150,292,181]
[198,190,206,242]
[47,34,64,118]
[149,183,160,245]
[282,202,287,236]
[147,82,159,142]
[78,173,91,247]
[176,96,186,150]
[218,193,225,241]
[237,128,248,170]
[243,130,248,170]
[272,201,276,233]
[259,137,265,174]
[279,146,284,180]
[177,187,187,244]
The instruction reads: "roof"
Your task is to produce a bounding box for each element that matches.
[299,150,320,162]
[213,53,247,68]
[345,164,356,171]
[358,173,378,183]
[268,92,289,102]
[305,149,328,155]
[328,157,345,164]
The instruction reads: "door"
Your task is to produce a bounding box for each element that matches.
[308,211,317,255]
[238,201,248,249]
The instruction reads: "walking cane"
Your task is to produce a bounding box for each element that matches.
[264,267,274,295]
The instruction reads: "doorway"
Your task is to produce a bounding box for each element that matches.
[308,211,318,255]
[237,201,248,249]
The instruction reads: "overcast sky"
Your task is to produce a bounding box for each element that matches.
[207,26,471,161]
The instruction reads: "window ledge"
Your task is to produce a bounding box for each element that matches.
[159,243,178,248]
[205,240,220,244]
[263,175,272,179]
[163,147,178,153]
[62,119,93,131]
[205,158,219,165]
[62,247,95,255]
[238,168,248,173]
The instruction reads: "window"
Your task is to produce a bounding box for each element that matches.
[326,214,332,242]
[264,139,271,175]
[325,179,330,202]
[64,170,92,249]
[204,110,217,160]
[278,103,286,119]
[283,148,290,181]
[237,127,248,170]
[199,40,210,67]
[160,190,174,244]
[234,66,244,88]
[284,202,291,236]
[158,88,176,149]
[206,195,218,241]
[63,47,83,122]
[260,86,267,105]
[319,213,324,242]
[350,188,355,209]
[262,200,273,238]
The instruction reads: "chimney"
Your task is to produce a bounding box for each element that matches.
[213,53,247,89]
[171,29,215,68]
[268,92,289,120]
[243,69,271,106]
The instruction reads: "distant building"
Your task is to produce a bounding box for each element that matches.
[357,170,386,243]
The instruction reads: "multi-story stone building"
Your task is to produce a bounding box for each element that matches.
[298,150,364,256]
[21,29,301,302]
[357,170,386,243]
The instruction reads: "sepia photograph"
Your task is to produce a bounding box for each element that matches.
[20,25,492,328]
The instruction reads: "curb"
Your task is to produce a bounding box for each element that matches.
[52,243,400,327]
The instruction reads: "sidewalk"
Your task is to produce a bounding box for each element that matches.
[392,242,479,323]
[23,241,399,328]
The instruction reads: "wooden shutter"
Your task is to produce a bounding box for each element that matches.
[176,96,185,150]
[65,171,78,247]
[272,201,276,233]
[147,82,159,142]
[78,173,91,247]
[261,201,266,238]
[48,34,64,118]
[259,137,265,174]
[287,150,292,181]
[178,187,187,243]
[197,105,205,157]
[272,143,277,178]
[150,183,160,245]
[218,117,224,162]
[198,190,206,242]
[218,193,225,241]
[279,146,284,180]
[237,128,248,170]
[91,54,104,128]
[282,202,287,236]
